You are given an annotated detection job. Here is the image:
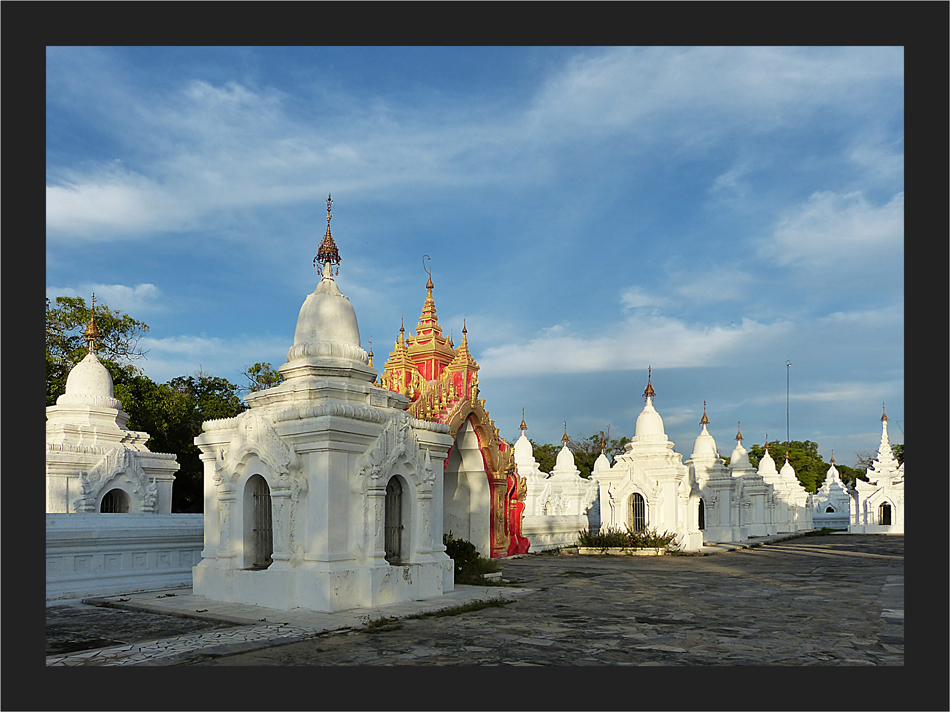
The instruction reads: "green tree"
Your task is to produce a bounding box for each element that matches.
[242,361,284,393]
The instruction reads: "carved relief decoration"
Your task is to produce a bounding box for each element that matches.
[75,445,158,513]
[221,411,299,481]
[356,412,431,491]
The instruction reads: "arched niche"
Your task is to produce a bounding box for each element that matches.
[243,474,274,570]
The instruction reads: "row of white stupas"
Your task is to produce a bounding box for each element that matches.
[514,369,904,548]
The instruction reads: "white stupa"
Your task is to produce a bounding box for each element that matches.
[193,196,455,612]
[46,297,179,513]
[850,405,904,533]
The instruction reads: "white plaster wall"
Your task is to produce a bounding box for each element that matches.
[522,514,589,551]
[46,513,203,602]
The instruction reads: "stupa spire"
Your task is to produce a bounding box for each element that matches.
[736,421,742,442]
[643,366,656,401]
[700,400,709,427]
[562,422,569,445]
[83,293,101,354]
[520,408,527,433]
[314,194,342,278]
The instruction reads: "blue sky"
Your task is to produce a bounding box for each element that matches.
[46,46,904,467]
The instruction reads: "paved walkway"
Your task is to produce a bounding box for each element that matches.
[46,533,903,669]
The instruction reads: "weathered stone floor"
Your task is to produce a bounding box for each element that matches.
[45,534,904,668]
[183,534,904,667]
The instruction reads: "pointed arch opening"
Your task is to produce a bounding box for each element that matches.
[244,474,273,570]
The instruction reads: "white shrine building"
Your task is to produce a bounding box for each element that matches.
[192,199,456,612]
[812,454,852,530]
[850,406,904,534]
[46,303,179,514]
[592,370,705,552]
[515,415,598,551]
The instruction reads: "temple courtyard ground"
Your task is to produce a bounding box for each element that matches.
[44,532,908,669]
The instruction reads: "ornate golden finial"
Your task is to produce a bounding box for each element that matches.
[700,400,709,426]
[830,450,835,464]
[785,448,790,462]
[881,402,888,422]
[562,422,569,445]
[643,366,656,401]
[423,254,433,291]
[367,337,374,368]
[736,421,742,442]
[315,193,341,275]
[520,408,527,432]
[83,293,101,354]
[764,434,769,452]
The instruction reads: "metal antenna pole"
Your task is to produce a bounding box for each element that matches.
[786,361,791,448]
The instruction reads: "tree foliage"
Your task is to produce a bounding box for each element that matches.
[242,361,284,393]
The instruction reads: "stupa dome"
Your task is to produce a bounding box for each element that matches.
[293,277,360,347]
[635,399,666,439]
[758,446,778,477]
[730,441,751,470]
[691,424,719,460]
[64,351,114,399]
[555,443,575,470]
[780,456,796,480]
[513,432,534,466]
[593,451,612,475]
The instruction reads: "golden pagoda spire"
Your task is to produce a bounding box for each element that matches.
[881,402,888,422]
[562,422,569,445]
[414,254,443,337]
[520,408,527,432]
[830,450,835,464]
[736,421,742,442]
[700,400,709,427]
[314,193,341,276]
[764,434,769,452]
[643,366,656,401]
[367,337,374,368]
[83,293,101,354]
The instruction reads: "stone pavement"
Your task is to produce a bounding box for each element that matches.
[46,533,904,668]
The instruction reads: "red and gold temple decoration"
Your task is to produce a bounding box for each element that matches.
[378,263,529,557]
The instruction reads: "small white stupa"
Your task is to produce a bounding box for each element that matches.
[46,296,179,514]
[812,452,852,529]
[850,405,904,533]
[687,406,740,543]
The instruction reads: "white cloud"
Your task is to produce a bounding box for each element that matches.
[762,190,903,267]
[137,333,288,384]
[620,286,666,311]
[47,283,164,315]
[478,314,792,378]
[525,46,903,143]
